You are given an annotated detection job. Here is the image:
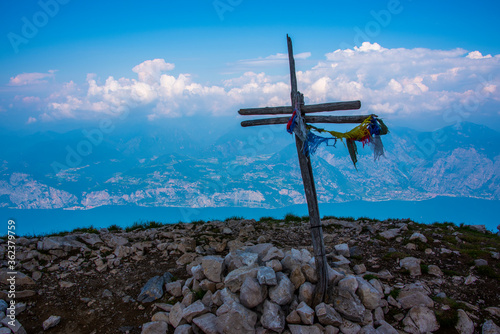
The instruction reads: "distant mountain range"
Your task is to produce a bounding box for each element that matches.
[1,121,498,210]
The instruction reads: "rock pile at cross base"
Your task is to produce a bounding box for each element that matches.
[1,218,499,334]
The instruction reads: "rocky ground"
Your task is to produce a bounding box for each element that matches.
[0,216,499,334]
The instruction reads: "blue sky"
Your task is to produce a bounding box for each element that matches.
[1,0,500,131]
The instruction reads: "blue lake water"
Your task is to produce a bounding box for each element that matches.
[2,197,499,236]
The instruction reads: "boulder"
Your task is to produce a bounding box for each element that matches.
[455,309,474,334]
[331,287,366,323]
[399,257,422,276]
[403,306,439,333]
[42,315,61,330]
[257,266,277,286]
[482,320,500,334]
[192,313,218,334]
[376,320,399,334]
[166,281,182,297]
[268,272,295,305]
[138,276,165,303]
[240,277,267,309]
[409,232,428,243]
[224,266,259,293]
[141,321,168,334]
[169,302,187,328]
[298,282,315,306]
[261,300,285,332]
[315,302,342,326]
[215,300,258,334]
[335,244,350,257]
[355,278,382,310]
[340,319,362,334]
[182,300,209,323]
[202,256,225,283]
[296,301,315,325]
[288,324,323,334]
[379,229,400,240]
[174,324,193,334]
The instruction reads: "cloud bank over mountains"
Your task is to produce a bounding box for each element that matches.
[5,43,500,125]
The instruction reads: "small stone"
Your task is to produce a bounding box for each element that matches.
[353,264,366,275]
[268,273,295,305]
[399,257,422,276]
[192,313,218,334]
[379,228,400,239]
[409,232,428,243]
[169,302,186,328]
[224,266,259,293]
[141,321,169,334]
[239,277,267,309]
[335,244,350,257]
[261,300,285,332]
[315,302,342,326]
[286,310,302,324]
[152,312,170,323]
[266,259,282,272]
[465,275,478,285]
[166,281,183,297]
[338,276,358,294]
[298,282,315,306]
[428,265,443,277]
[43,315,61,330]
[455,309,474,334]
[174,324,193,334]
[376,320,399,334]
[138,276,165,303]
[290,266,306,290]
[355,277,382,310]
[59,281,75,288]
[257,266,277,286]
[182,300,209,323]
[482,320,500,334]
[288,324,323,334]
[340,319,361,334]
[403,306,439,333]
[296,301,315,325]
[215,300,258,334]
[202,256,225,283]
[475,259,488,267]
[485,307,500,318]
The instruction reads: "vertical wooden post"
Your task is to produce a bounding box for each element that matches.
[287,35,328,305]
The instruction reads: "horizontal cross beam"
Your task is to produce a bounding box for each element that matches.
[240,114,375,127]
[238,100,361,116]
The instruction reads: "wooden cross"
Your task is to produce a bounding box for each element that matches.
[238,35,373,305]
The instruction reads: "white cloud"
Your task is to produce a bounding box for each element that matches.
[13,43,500,123]
[9,70,56,86]
[235,52,311,67]
[26,117,37,124]
[467,51,492,59]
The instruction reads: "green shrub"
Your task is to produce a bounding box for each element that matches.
[476,265,500,280]
[108,224,122,231]
[435,309,459,328]
[284,213,302,223]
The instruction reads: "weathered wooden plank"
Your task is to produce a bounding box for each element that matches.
[240,114,372,127]
[287,35,328,306]
[238,100,361,115]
